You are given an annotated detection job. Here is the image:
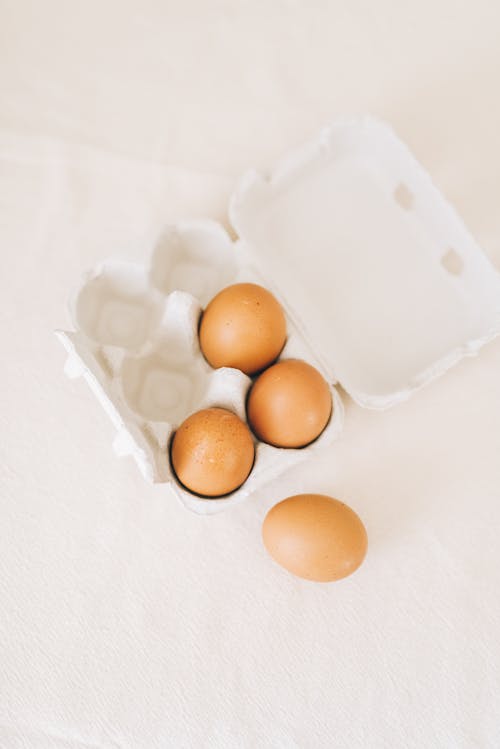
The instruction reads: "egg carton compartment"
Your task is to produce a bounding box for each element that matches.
[150,220,241,305]
[58,220,344,515]
[72,261,164,351]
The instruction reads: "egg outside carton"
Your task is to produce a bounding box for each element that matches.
[56,219,344,515]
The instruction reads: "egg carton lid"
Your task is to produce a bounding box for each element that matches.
[230,116,500,409]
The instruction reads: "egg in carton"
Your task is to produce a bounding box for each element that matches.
[57,117,500,513]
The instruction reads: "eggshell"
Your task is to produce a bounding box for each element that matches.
[199,283,287,375]
[170,407,254,497]
[262,494,367,582]
[247,359,332,447]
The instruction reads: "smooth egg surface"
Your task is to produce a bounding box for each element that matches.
[262,494,368,582]
[247,359,332,448]
[199,283,287,375]
[171,407,255,497]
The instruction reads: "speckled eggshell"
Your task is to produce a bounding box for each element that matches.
[199,283,287,375]
[171,407,255,497]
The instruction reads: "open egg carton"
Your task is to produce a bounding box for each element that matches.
[58,116,500,514]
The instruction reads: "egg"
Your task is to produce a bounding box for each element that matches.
[262,494,368,582]
[199,283,287,375]
[170,407,254,497]
[247,359,332,448]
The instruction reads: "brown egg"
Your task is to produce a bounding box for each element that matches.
[247,359,332,448]
[170,407,254,497]
[199,283,287,375]
[262,494,368,582]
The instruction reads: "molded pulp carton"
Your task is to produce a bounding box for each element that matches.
[57,117,500,514]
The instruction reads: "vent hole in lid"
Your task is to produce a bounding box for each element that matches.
[394,182,414,210]
[441,248,464,276]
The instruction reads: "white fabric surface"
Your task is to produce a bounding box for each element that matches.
[1,2,500,747]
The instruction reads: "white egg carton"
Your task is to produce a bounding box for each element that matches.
[57,116,500,514]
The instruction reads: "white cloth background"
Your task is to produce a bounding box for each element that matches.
[1,2,499,747]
